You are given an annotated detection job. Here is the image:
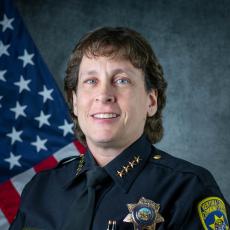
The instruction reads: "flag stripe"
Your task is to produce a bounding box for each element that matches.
[10,168,35,195]
[0,210,9,230]
[0,181,20,223]
[73,140,86,154]
[34,155,57,173]
[53,141,81,162]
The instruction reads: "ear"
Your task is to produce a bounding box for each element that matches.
[147,89,158,117]
[72,91,78,117]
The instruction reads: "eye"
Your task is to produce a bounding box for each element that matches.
[84,79,97,85]
[114,78,130,85]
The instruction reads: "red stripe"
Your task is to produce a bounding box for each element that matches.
[0,181,20,223]
[74,140,86,154]
[34,155,58,173]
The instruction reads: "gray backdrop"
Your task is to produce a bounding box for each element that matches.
[15,0,230,202]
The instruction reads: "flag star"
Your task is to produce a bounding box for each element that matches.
[38,86,54,103]
[4,152,22,170]
[0,41,10,57]
[7,127,23,144]
[0,70,7,81]
[10,101,27,119]
[59,119,74,136]
[35,111,51,128]
[18,49,34,67]
[14,75,31,93]
[0,14,14,32]
[31,136,48,152]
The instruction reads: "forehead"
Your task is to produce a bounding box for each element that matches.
[79,55,141,74]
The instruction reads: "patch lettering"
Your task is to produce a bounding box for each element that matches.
[198,197,229,230]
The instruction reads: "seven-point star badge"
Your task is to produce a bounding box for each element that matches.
[123,197,164,230]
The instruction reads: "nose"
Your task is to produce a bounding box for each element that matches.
[95,83,116,103]
[95,94,115,103]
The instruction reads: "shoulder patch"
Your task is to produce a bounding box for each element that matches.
[198,196,229,230]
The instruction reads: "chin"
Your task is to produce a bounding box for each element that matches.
[92,131,116,140]
[89,135,117,145]
[95,137,114,144]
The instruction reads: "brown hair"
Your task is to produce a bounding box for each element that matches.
[64,27,167,145]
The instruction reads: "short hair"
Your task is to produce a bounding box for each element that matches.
[64,27,167,145]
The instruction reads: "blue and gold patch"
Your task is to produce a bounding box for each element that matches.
[198,197,229,230]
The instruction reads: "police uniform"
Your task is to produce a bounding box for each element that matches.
[10,135,230,230]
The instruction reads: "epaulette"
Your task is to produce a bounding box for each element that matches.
[56,155,79,168]
[150,147,218,188]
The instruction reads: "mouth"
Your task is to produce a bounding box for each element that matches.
[91,113,120,119]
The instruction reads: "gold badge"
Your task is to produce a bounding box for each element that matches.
[123,197,164,230]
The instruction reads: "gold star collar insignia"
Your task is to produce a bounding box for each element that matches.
[123,197,164,230]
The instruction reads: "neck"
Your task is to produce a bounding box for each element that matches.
[86,134,144,166]
[87,146,125,167]
[86,141,135,167]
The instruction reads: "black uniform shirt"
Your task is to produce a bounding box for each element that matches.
[10,135,230,230]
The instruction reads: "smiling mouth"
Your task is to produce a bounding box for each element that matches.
[92,113,120,119]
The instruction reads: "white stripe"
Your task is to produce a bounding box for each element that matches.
[10,168,36,195]
[0,210,9,230]
[53,142,80,162]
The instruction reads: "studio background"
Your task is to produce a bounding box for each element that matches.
[15,0,230,202]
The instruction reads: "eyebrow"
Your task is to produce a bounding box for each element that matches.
[80,68,136,77]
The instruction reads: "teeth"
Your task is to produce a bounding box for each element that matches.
[93,113,118,119]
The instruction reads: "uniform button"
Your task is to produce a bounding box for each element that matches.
[153,154,162,160]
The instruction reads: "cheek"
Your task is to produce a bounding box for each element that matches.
[130,93,149,112]
[76,101,86,117]
[124,112,128,125]
[122,99,147,126]
[74,95,85,117]
[76,92,94,118]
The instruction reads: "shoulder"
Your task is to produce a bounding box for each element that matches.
[21,155,81,197]
[148,148,230,227]
[37,155,80,176]
[149,146,218,188]
[56,155,80,167]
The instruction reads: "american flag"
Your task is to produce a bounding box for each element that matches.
[0,0,85,228]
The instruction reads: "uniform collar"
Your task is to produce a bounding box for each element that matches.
[104,135,152,193]
[65,135,152,192]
